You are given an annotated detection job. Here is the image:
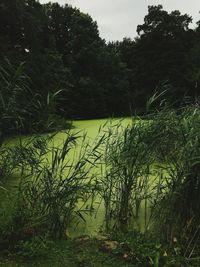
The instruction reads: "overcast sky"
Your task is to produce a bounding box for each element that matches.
[39,0,200,41]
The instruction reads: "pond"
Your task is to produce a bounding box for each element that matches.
[2,117,159,237]
[2,118,132,237]
[63,118,132,237]
[61,118,154,236]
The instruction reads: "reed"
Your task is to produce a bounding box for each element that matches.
[98,119,159,231]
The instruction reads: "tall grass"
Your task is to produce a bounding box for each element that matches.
[98,102,200,260]
[1,97,200,260]
[98,119,161,231]
[154,106,200,248]
[0,59,70,138]
[0,130,105,250]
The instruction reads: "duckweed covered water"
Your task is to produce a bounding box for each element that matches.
[3,118,160,237]
[2,118,131,236]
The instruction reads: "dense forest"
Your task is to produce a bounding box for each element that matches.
[1,1,200,136]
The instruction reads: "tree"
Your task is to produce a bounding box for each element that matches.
[134,5,194,104]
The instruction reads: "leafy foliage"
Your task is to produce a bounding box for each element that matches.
[2,1,200,118]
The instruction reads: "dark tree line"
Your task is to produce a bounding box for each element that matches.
[110,5,200,110]
[1,1,200,131]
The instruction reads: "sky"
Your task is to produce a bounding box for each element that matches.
[39,0,200,41]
